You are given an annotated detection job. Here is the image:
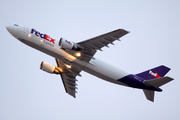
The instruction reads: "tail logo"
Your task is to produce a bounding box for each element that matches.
[149,70,161,78]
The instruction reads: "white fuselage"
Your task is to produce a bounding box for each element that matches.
[7,25,130,87]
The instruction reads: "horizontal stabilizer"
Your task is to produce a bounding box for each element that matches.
[143,89,154,102]
[144,76,173,88]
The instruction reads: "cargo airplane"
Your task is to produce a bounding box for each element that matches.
[6,24,173,102]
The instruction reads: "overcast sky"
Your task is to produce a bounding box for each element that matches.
[1,0,180,120]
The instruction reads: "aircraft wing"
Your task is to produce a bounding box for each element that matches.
[78,29,129,59]
[55,59,82,98]
[64,29,129,62]
[56,29,129,97]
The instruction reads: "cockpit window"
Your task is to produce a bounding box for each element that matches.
[14,24,18,26]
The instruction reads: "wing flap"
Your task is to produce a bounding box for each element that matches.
[56,58,82,98]
[60,73,77,98]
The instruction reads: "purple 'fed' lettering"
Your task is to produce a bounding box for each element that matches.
[40,33,45,39]
[35,31,40,36]
[31,28,55,44]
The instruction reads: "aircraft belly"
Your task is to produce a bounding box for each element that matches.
[17,29,140,88]
[18,36,129,87]
[82,58,129,86]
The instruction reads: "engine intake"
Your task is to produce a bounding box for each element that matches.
[59,38,81,50]
[40,61,61,74]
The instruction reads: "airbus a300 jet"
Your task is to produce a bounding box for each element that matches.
[6,24,173,102]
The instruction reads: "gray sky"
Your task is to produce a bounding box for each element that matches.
[1,0,180,119]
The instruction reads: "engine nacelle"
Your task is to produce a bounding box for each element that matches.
[40,61,60,74]
[59,38,81,50]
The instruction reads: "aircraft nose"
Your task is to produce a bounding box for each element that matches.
[6,26,12,32]
[6,25,18,38]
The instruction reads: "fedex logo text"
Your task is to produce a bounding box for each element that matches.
[149,70,161,78]
[31,29,55,44]
[65,40,72,45]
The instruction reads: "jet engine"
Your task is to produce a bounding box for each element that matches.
[59,38,81,50]
[40,61,61,74]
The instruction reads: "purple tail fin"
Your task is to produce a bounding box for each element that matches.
[136,65,171,80]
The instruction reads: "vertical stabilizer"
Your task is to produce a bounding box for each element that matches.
[143,89,154,102]
[136,65,170,80]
